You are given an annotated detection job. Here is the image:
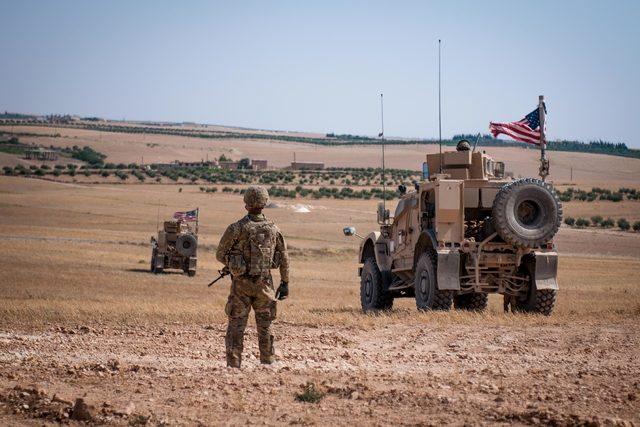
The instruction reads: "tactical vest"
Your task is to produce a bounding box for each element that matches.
[225,217,279,277]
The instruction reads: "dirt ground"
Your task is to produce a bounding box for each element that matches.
[1,177,639,425]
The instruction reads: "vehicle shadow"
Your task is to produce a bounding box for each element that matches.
[126,268,184,275]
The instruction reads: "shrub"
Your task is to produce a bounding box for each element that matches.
[71,146,106,166]
[617,218,630,231]
[564,217,575,226]
[575,218,590,227]
[295,382,325,403]
[633,221,640,232]
[601,218,615,228]
[83,169,92,177]
[53,169,61,177]
[101,170,110,177]
[590,215,603,225]
[35,169,45,176]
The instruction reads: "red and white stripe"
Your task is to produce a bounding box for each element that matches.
[489,120,541,145]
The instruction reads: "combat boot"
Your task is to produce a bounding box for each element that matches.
[227,353,241,368]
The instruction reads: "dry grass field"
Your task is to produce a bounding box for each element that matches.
[0,175,639,425]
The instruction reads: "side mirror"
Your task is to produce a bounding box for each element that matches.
[343,226,356,237]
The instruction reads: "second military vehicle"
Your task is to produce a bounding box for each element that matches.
[150,220,198,276]
[345,143,562,315]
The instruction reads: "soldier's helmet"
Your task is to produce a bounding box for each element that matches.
[244,186,270,209]
[456,139,471,151]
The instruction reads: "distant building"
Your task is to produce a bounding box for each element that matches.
[291,161,324,170]
[25,149,58,161]
[154,160,217,171]
[219,161,239,170]
[251,159,268,170]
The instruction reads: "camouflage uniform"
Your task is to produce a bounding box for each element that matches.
[216,187,289,368]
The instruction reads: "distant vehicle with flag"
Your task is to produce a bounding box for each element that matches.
[150,208,199,277]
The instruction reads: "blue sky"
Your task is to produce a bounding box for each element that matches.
[1,1,639,146]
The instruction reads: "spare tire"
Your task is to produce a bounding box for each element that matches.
[176,234,197,257]
[492,178,562,248]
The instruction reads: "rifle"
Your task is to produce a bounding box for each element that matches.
[207,267,230,287]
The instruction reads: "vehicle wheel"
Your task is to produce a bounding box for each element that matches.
[454,292,488,311]
[187,270,196,277]
[414,252,452,311]
[151,249,164,274]
[492,178,562,247]
[150,250,156,273]
[360,257,393,312]
[514,260,556,316]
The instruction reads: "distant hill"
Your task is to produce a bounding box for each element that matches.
[0,116,638,159]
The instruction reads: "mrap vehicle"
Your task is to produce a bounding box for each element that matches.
[150,220,198,276]
[344,145,562,315]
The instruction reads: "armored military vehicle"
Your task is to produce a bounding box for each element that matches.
[344,144,562,315]
[150,220,198,276]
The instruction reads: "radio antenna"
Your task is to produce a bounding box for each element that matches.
[438,39,443,173]
[379,93,386,214]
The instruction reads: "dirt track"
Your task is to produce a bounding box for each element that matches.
[1,320,638,426]
[1,177,639,425]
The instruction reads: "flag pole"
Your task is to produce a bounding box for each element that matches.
[380,93,386,216]
[438,39,443,173]
[196,207,199,235]
[538,95,549,181]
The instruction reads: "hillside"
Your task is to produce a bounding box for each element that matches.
[2,123,640,187]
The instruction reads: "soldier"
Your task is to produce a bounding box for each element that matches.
[456,139,471,151]
[216,186,290,368]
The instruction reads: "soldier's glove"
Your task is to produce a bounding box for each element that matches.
[275,281,289,301]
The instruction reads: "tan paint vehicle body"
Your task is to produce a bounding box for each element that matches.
[150,220,198,277]
[354,149,561,314]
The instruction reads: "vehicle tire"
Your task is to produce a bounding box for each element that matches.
[414,252,453,311]
[176,234,197,257]
[187,270,196,277]
[492,178,562,248]
[150,249,156,273]
[360,257,393,312]
[454,292,488,311]
[513,259,557,316]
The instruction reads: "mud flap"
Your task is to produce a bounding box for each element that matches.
[188,256,197,270]
[436,249,460,290]
[534,251,558,290]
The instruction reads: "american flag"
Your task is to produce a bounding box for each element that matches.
[173,209,198,222]
[489,104,546,145]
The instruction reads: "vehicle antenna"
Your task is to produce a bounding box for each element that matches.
[379,93,386,215]
[438,39,443,174]
[472,132,481,153]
